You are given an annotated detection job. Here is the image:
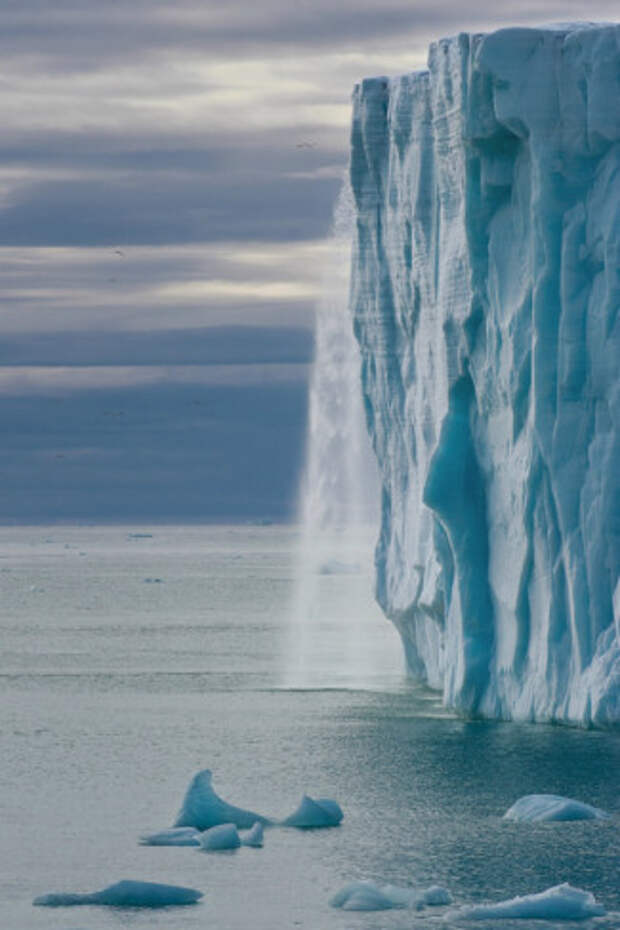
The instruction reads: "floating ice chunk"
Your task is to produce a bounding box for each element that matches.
[33,880,203,908]
[330,881,403,911]
[452,884,605,920]
[174,769,271,830]
[504,794,609,822]
[199,823,241,851]
[139,827,201,846]
[330,880,452,911]
[281,795,343,828]
[241,822,264,847]
[420,885,452,906]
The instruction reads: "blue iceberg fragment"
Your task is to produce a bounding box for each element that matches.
[281,795,343,828]
[198,823,241,851]
[33,880,203,908]
[174,769,271,830]
[504,794,609,822]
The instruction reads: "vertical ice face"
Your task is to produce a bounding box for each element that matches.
[350,24,620,724]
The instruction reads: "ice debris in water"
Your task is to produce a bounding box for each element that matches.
[174,769,272,830]
[198,823,241,851]
[139,827,201,846]
[504,794,609,822]
[330,880,452,911]
[241,822,264,847]
[281,795,343,828]
[450,883,605,920]
[33,880,203,908]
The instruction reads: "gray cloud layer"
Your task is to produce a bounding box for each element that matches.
[2,1,618,521]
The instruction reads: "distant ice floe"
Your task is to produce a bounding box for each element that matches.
[33,880,203,908]
[330,880,451,911]
[140,827,201,846]
[198,823,241,851]
[174,769,272,830]
[281,795,343,828]
[504,795,609,822]
[450,883,605,921]
[241,822,264,847]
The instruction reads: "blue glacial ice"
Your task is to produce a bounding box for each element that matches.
[281,795,343,828]
[350,23,620,725]
[198,823,241,850]
[33,880,203,908]
[330,880,451,911]
[139,827,201,846]
[174,769,272,830]
[504,794,609,822]
[450,883,605,920]
[241,822,264,847]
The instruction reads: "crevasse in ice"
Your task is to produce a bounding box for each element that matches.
[350,24,620,725]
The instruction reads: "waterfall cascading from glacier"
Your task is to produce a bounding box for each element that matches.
[283,180,403,690]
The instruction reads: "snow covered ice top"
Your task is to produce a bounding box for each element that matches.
[350,23,620,725]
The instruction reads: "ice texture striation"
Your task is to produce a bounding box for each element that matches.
[350,24,620,724]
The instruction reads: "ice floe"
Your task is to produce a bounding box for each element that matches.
[330,880,452,911]
[241,822,264,847]
[451,883,605,920]
[281,794,343,828]
[139,827,201,846]
[198,823,241,851]
[174,769,271,830]
[504,794,609,822]
[33,880,203,908]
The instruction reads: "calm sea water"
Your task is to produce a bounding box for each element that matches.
[1,525,618,930]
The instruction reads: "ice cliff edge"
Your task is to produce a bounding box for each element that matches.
[350,24,620,725]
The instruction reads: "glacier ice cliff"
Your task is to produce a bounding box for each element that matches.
[349,24,620,725]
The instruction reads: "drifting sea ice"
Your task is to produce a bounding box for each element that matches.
[504,794,609,822]
[174,769,271,830]
[198,823,241,850]
[281,795,343,828]
[330,880,452,911]
[241,822,264,847]
[450,883,605,920]
[139,827,201,846]
[33,880,203,908]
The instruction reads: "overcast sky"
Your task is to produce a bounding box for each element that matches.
[2,1,618,522]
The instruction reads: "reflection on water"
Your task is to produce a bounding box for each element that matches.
[0,525,618,930]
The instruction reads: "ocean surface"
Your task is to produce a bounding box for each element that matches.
[1,524,618,929]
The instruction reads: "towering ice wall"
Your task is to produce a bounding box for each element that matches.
[350,24,620,725]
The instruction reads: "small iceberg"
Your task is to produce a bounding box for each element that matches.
[451,884,605,921]
[281,795,343,828]
[174,769,271,830]
[241,822,264,847]
[330,880,451,911]
[33,880,203,908]
[199,823,241,851]
[504,794,609,822]
[140,827,201,846]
